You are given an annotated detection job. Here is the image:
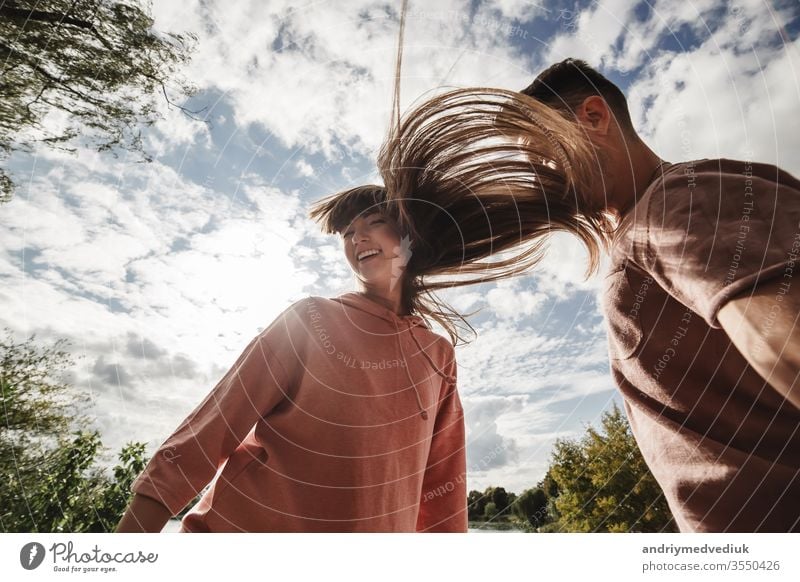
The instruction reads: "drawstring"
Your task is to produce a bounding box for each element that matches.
[394,317,429,420]
[393,317,457,421]
[407,324,457,385]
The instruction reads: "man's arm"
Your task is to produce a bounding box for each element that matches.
[718,277,800,410]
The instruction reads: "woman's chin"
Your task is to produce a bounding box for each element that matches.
[357,271,391,289]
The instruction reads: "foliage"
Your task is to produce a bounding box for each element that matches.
[512,487,548,528]
[467,489,488,521]
[546,404,677,532]
[0,329,148,532]
[467,486,517,523]
[491,486,509,513]
[473,405,677,533]
[482,501,497,520]
[0,0,197,203]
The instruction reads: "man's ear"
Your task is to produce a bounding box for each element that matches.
[575,95,612,135]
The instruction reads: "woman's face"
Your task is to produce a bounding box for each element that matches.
[341,210,404,289]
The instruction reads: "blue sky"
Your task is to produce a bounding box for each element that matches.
[2,0,799,494]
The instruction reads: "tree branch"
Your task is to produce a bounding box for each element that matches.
[1,3,115,50]
[160,83,208,122]
[0,5,94,30]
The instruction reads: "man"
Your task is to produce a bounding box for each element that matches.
[380,58,800,532]
[520,59,799,532]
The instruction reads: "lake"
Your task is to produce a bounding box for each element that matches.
[161,519,521,533]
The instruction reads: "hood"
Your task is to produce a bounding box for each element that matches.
[330,292,429,328]
[330,292,456,421]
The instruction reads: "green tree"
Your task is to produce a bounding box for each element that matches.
[467,489,488,521]
[491,486,509,515]
[0,0,198,203]
[482,501,498,521]
[512,487,549,528]
[546,404,677,532]
[540,468,559,498]
[0,329,149,531]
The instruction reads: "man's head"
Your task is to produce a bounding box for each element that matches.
[521,58,660,216]
[521,58,635,137]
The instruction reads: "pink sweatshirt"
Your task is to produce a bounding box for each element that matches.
[130,292,467,532]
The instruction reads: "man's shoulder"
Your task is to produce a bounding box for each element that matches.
[647,157,797,203]
[611,158,759,264]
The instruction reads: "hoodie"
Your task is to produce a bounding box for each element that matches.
[130,292,467,532]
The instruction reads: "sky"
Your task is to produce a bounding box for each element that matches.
[2,0,799,495]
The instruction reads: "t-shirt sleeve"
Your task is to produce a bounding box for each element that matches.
[639,160,800,328]
[129,301,305,516]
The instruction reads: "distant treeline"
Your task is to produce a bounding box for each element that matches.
[468,405,677,532]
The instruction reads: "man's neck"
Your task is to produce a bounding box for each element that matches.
[610,141,665,218]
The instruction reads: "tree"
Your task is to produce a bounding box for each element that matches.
[540,468,559,498]
[512,487,549,528]
[545,404,677,532]
[491,486,509,514]
[482,501,498,521]
[467,489,488,521]
[0,0,198,203]
[0,329,150,531]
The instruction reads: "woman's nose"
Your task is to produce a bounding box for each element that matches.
[351,228,369,243]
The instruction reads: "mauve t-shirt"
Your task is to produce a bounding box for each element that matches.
[602,158,800,532]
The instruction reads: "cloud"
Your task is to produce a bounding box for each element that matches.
[544,0,639,69]
[486,278,548,320]
[125,332,168,360]
[0,145,321,456]
[464,395,525,472]
[149,0,537,159]
[630,36,800,174]
[296,159,315,177]
[91,356,135,389]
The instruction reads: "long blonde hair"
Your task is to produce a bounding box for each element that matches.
[315,5,613,343]
[378,87,612,281]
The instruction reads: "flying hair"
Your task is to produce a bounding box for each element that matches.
[315,3,614,343]
[378,86,612,281]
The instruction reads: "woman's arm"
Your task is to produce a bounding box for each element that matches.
[123,303,302,523]
[416,353,468,532]
[115,493,173,533]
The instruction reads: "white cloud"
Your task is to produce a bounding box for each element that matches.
[486,278,548,320]
[630,36,800,174]
[149,0,536,159]
[0,149,318,456]
[464,395,524,473]
[295,159,315,177]
[534,232,608,298]
[544,0,639,69]
[480,0,550,22]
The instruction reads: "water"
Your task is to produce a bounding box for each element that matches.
[161,519,182,533]
[162,520,521,533]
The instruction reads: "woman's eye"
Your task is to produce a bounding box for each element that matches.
[370,219,385,225]
[342,230,353,238]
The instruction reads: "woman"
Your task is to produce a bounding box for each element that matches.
[116,185,467,532]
